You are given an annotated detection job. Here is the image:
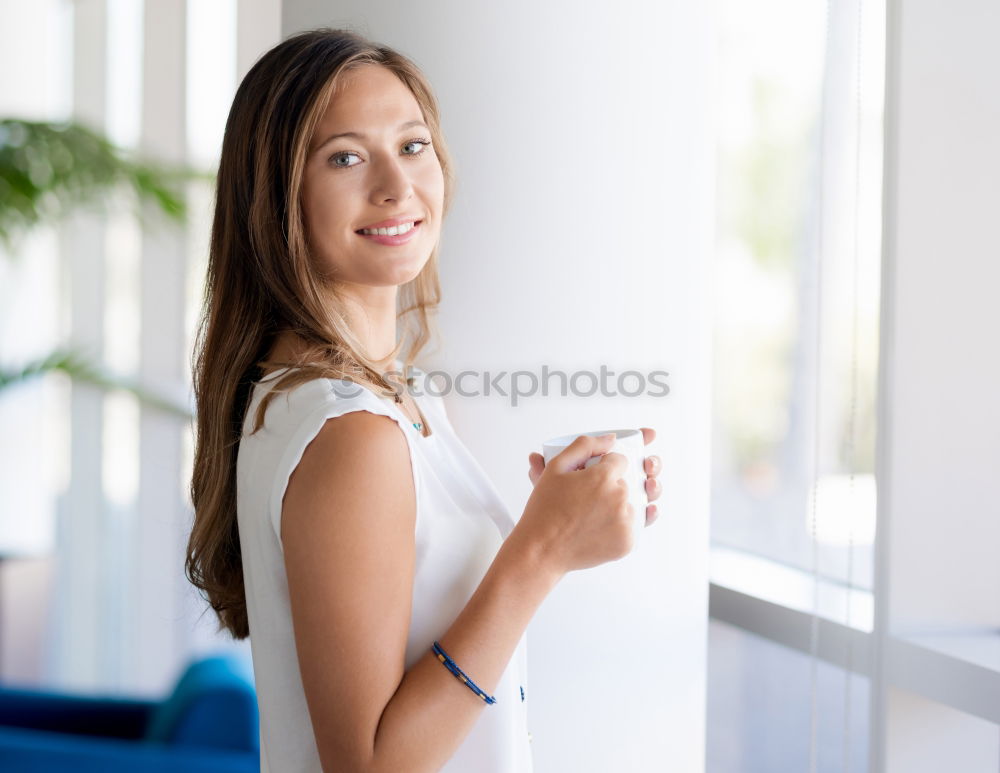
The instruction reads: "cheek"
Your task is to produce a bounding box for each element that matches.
[302,177,350,236]
[421,163,446,209]
[300,177,322,229]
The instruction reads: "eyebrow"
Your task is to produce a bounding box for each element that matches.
[314,119,430,153]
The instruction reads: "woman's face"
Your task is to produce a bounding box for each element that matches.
[300,63,445,290]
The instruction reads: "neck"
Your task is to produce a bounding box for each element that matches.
[332,283,400,370]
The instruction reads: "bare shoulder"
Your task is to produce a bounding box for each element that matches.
[282,408,415,535]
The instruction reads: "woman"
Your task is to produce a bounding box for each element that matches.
[186,27,663,773]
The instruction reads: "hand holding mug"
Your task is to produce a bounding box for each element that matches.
[528,427,663,527]
[516,433,638,574]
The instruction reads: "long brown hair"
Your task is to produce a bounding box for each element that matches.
[185,28,456,639]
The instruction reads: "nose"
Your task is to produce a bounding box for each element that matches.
[369,151,415,205]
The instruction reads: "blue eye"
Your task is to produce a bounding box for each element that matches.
[402,138,432,155]
[328,137,432,168]
[330,151,360,168]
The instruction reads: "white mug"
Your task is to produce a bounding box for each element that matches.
[542,428,648,546]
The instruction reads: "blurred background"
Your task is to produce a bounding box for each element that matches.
[1,0,998,772]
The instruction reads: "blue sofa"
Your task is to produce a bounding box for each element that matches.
[0,654,259,772]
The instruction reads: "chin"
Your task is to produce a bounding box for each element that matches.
[391,253,432,284]
[359,266,424,290]
[394,265,429,287]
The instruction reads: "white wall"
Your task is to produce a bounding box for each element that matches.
[283,4,715,771]
[881,0,1000,635]
[875,0,1000,769]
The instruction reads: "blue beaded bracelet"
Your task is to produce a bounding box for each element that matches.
[432,641,497,705]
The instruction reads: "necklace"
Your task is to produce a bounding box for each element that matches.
[397,396,424,432]
[392,377,425,433]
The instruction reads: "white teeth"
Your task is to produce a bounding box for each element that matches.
[361,221,416,236]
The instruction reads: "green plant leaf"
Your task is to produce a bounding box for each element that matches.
[0,117,212,254]
[0,348,193,419]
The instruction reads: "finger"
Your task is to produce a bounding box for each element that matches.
[640,427,656,446]
[645,476,662,502]
[528,452,546,485]
[645,503,659,527]
[644,455,661,476]
[551,433,617,473]
[593,450,629,476]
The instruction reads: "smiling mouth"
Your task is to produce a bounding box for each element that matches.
[354,219,423,235]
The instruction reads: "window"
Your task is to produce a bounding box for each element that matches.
[710,1,1000,770]
[712,0,884,591]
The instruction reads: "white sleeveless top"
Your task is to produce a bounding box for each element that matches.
[235,361,533,773]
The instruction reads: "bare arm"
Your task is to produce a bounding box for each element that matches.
[280,410,562,773]
[371,520,558,772]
